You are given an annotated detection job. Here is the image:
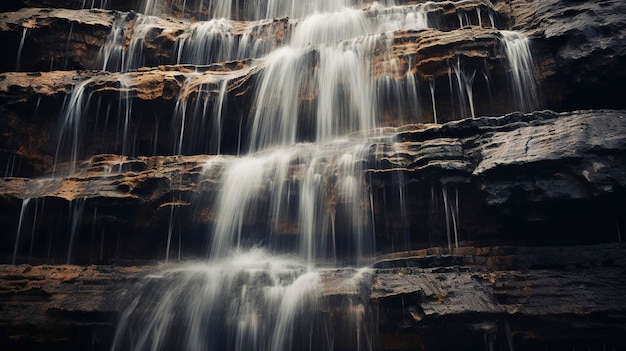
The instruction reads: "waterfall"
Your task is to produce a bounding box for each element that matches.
[14,0,548,348]
[108,1,453,349]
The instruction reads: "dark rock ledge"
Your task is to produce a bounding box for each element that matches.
[1,109,625,262]
[1,243,625,351]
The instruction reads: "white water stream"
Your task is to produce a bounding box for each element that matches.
[501,30,541,113]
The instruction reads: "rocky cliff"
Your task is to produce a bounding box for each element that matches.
[0,0,625,350]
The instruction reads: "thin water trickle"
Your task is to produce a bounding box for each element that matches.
[4,154,16,177]
[28,199,41,262]
[488,9,496,29]
[450,58,466,119]
[12,198,31,265]
[64,23,74,69]
[212,79,229,154]
[464,69,477,118]
[428,77,437,124]
[165,204,176,262]
[441,185,460,253]
[66,198,86,264]
[118,75,134,157]
[81,0,109,9]
[15,27,28,71]
[441,184,461,253]
[442,186,453,253]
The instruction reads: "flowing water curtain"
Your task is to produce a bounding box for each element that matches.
[109,1,510,350]
[54,76,136,175]
[244,0,356,21]
[209,150,295,258]
[99,12,130,72]
[110,253,328,351]
[139,0,361,20]
[501,30,542,113]
[111,252,378,351]
[54,79,94,175]
[247,47,314,151]
[99,13,162,72]
[314,37,380,143]
[175,19,236,64]
[297,141,378,266]
[248,9,382,152]
[205,139,377,265]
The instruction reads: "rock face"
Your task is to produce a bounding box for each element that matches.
[1,110,624,263]
[2,244,625,351]
[1,0,625,350]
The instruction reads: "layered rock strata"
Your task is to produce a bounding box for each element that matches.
[1,243,625,350]
[1,0,625,350]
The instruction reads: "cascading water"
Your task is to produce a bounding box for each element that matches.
[110,2,431,349]
[111,250,329,351]
[54,78,93,175]
[174,19,273,64]
[501,30,542,113]
[7,0,547,349]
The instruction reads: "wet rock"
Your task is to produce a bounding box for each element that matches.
[0,7,287,72]
[0,65,258,176]
[508,0,626,111]
[0,0,625,349]
[0,263,151,351]
[1,243,625,350]
[0,109,624,262]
